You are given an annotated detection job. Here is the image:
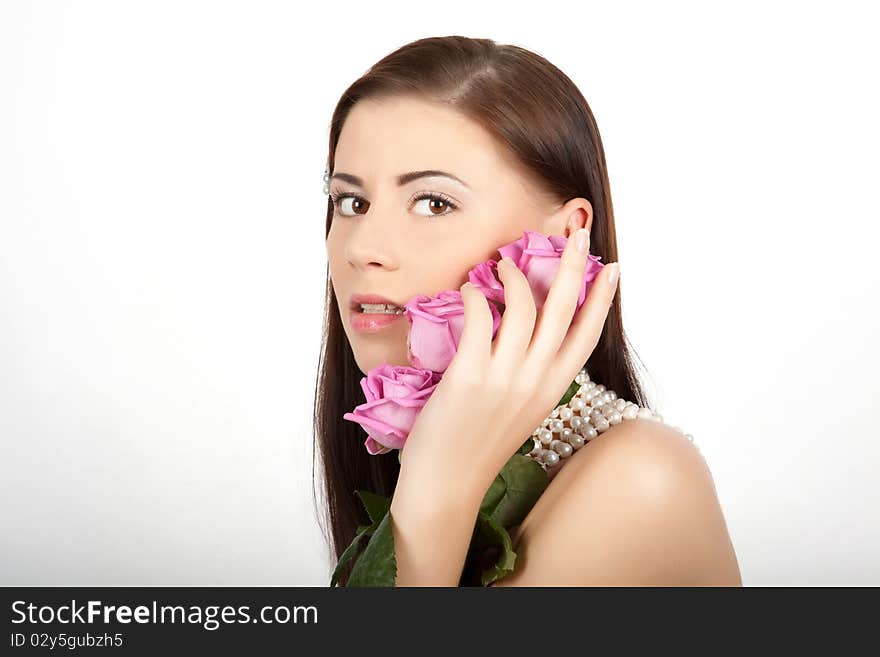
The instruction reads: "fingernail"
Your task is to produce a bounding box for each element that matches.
[575,228,589,253]
[607,263,619,284]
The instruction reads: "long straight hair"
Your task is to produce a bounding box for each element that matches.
[313,36,654,586]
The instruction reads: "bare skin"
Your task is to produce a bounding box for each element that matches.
[327,96,563,375]
[326,96,741,586]
[495,418,742,586]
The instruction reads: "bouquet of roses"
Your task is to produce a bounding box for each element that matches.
[331,230,605,586]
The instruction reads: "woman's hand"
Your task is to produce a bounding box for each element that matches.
[397,225,621,508]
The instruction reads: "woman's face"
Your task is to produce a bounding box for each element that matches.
[326,96,593,375]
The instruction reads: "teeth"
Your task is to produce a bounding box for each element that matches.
[360,303,404,314]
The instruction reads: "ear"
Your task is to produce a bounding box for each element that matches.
[541,198,594,239]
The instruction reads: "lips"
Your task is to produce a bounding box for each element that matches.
[349,293,408,311]
[347,293,409,333]
[349,307,407,332]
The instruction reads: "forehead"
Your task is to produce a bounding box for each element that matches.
[333,96,536,194]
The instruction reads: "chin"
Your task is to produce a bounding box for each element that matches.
[355,355,412,376]
[347,321,412,373]
[352,342,411,375]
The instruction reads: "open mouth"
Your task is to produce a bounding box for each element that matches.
[350,303,407,333]
[357,303,405,315]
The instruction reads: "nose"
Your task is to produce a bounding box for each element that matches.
[344,209,401,271]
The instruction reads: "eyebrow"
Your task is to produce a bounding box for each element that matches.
[329,170,470,190]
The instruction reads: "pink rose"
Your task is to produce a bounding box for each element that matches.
[405,290,502,374]
[497,230,605,312]
[343,365,441,455]
[467,260,506,305]
[344,230,606,458]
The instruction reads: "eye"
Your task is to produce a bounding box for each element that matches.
[328,188,460,218]
[329,190,370,217]
[411,192,459,217]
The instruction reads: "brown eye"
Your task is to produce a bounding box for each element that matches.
[332,193,370,216]
[412,192,459,217]
[346,197,369,215]
[330,190,458,218]
[419,198,448,215]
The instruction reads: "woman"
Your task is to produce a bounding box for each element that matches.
[314,36,742,586]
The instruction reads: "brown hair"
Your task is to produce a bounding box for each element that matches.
[312,36,654,586]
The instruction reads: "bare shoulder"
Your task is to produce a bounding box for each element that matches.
[491,418,742,586]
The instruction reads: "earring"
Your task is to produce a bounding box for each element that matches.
[323,164,330,195]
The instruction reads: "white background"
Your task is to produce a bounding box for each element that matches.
[1,1,877,585]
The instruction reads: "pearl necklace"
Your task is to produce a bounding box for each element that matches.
[526,368,695,473]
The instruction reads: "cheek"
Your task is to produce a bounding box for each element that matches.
[325,231,346,274]
[325,244,346,310]
[414,244,499,292]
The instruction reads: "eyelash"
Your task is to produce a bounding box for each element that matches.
[328,189,460,217]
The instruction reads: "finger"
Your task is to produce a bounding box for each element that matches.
[524,227,591,372]
[554,261,620,374]
[447,282,493,379]
[490,257,537,380]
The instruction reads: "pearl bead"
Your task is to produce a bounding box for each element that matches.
[524,372,695,471]
[579,382,595,395]
[551,440,573,457]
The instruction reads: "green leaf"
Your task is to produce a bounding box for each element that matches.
[517,437,535,455]
[481,453,548,528]
[470,511,517,586]
[330,492,394,586]
[479,472,506,516]
[329,525,371,587]
[347,509,398,587]
[355,489,392,526]
[556,378,580,408]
